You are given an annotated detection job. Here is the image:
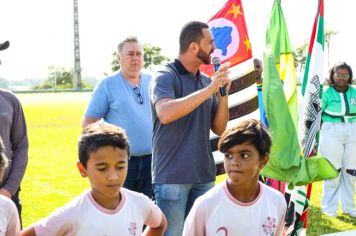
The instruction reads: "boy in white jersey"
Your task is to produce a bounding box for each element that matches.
[0,137,20,236]
[21,122,167,236]
[183,119,286,236]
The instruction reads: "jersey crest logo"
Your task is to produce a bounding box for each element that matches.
[262,216,277,235]
[128,222,137,235]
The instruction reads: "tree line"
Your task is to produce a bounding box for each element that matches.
[33,44,170,90]
[17,30,337,90]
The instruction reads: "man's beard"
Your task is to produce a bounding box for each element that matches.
[196,48,213,65]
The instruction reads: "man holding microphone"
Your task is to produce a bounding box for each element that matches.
[150,21,231,236]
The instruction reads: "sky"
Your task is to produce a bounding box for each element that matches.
[0,0,355,81]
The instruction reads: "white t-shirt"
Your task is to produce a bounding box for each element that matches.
[183,181,287,236]
[0,195,20,236]
[33,188,163,236]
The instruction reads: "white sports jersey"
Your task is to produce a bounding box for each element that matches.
[0,195,20,236]
[33,188,162,236]
[183,181,287,236]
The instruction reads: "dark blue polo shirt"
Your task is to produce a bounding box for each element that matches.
[150,59,217,184]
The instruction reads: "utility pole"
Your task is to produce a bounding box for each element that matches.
[73,0,82,89]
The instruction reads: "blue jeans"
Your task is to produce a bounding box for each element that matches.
[154,182,214,236]
[124,154,153,199]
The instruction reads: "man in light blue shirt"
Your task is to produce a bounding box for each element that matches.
[82,37,153,199]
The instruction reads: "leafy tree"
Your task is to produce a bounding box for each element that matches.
[292,41,308,82]
[324,30,338,68]
[33,66,90,90]
[110,52,119,72]
[292,29,337,83]
[50,66,73,89]
[36,66,73,89]
[111,44,170,72]
[143,44,170,69]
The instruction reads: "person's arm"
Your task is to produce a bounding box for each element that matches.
[321,89,328,112]
[155,63,230,124]
[21,204,75,236]
[210,81,231,135]
[182,198,206,236]
[142,211,167,236]
[2,95,28,197]
[155,87,214,124]
[320,88,330,128]
[276,196,287,236]
[82,80,109,128]
[5,200,21,236]
[82,117,101,128]
[0,188,12,198]
[20,227,36,236]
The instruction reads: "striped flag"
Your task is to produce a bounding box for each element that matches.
[211,68,260,175]
[299,0,324,157]
[295,0,324,234]
[206,0,259,174]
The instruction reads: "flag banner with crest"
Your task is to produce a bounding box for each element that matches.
[299,0,324,158]
[201,0,252,77]
[294,0,324,234]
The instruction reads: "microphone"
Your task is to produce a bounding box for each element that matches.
[212,57,227,96]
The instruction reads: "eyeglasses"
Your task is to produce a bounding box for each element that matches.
[133,87,143,104]
[335,73,350,79]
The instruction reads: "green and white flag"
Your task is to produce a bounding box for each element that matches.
[261,0,337,189]
[298,0,324,158]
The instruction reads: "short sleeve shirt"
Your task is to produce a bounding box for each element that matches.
[84,71,152,155]
[33,188,163,236]
[0,195,20,236]
[150,60,218,184]
[183,181,287,236]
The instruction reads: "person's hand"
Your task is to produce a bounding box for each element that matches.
[0,188,12,198]
[208,62,231,95]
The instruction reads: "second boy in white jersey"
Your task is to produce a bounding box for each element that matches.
[183,120,286,236]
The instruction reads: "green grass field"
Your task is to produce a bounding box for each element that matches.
[17,92,356,235]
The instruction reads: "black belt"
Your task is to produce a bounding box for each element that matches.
[131,154,152,158]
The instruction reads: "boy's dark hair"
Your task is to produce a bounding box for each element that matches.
[218,119,271,159]
[0,137,8,172]
[328,61,353,85]
[179,21,209,54]
[78,122,130,168]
